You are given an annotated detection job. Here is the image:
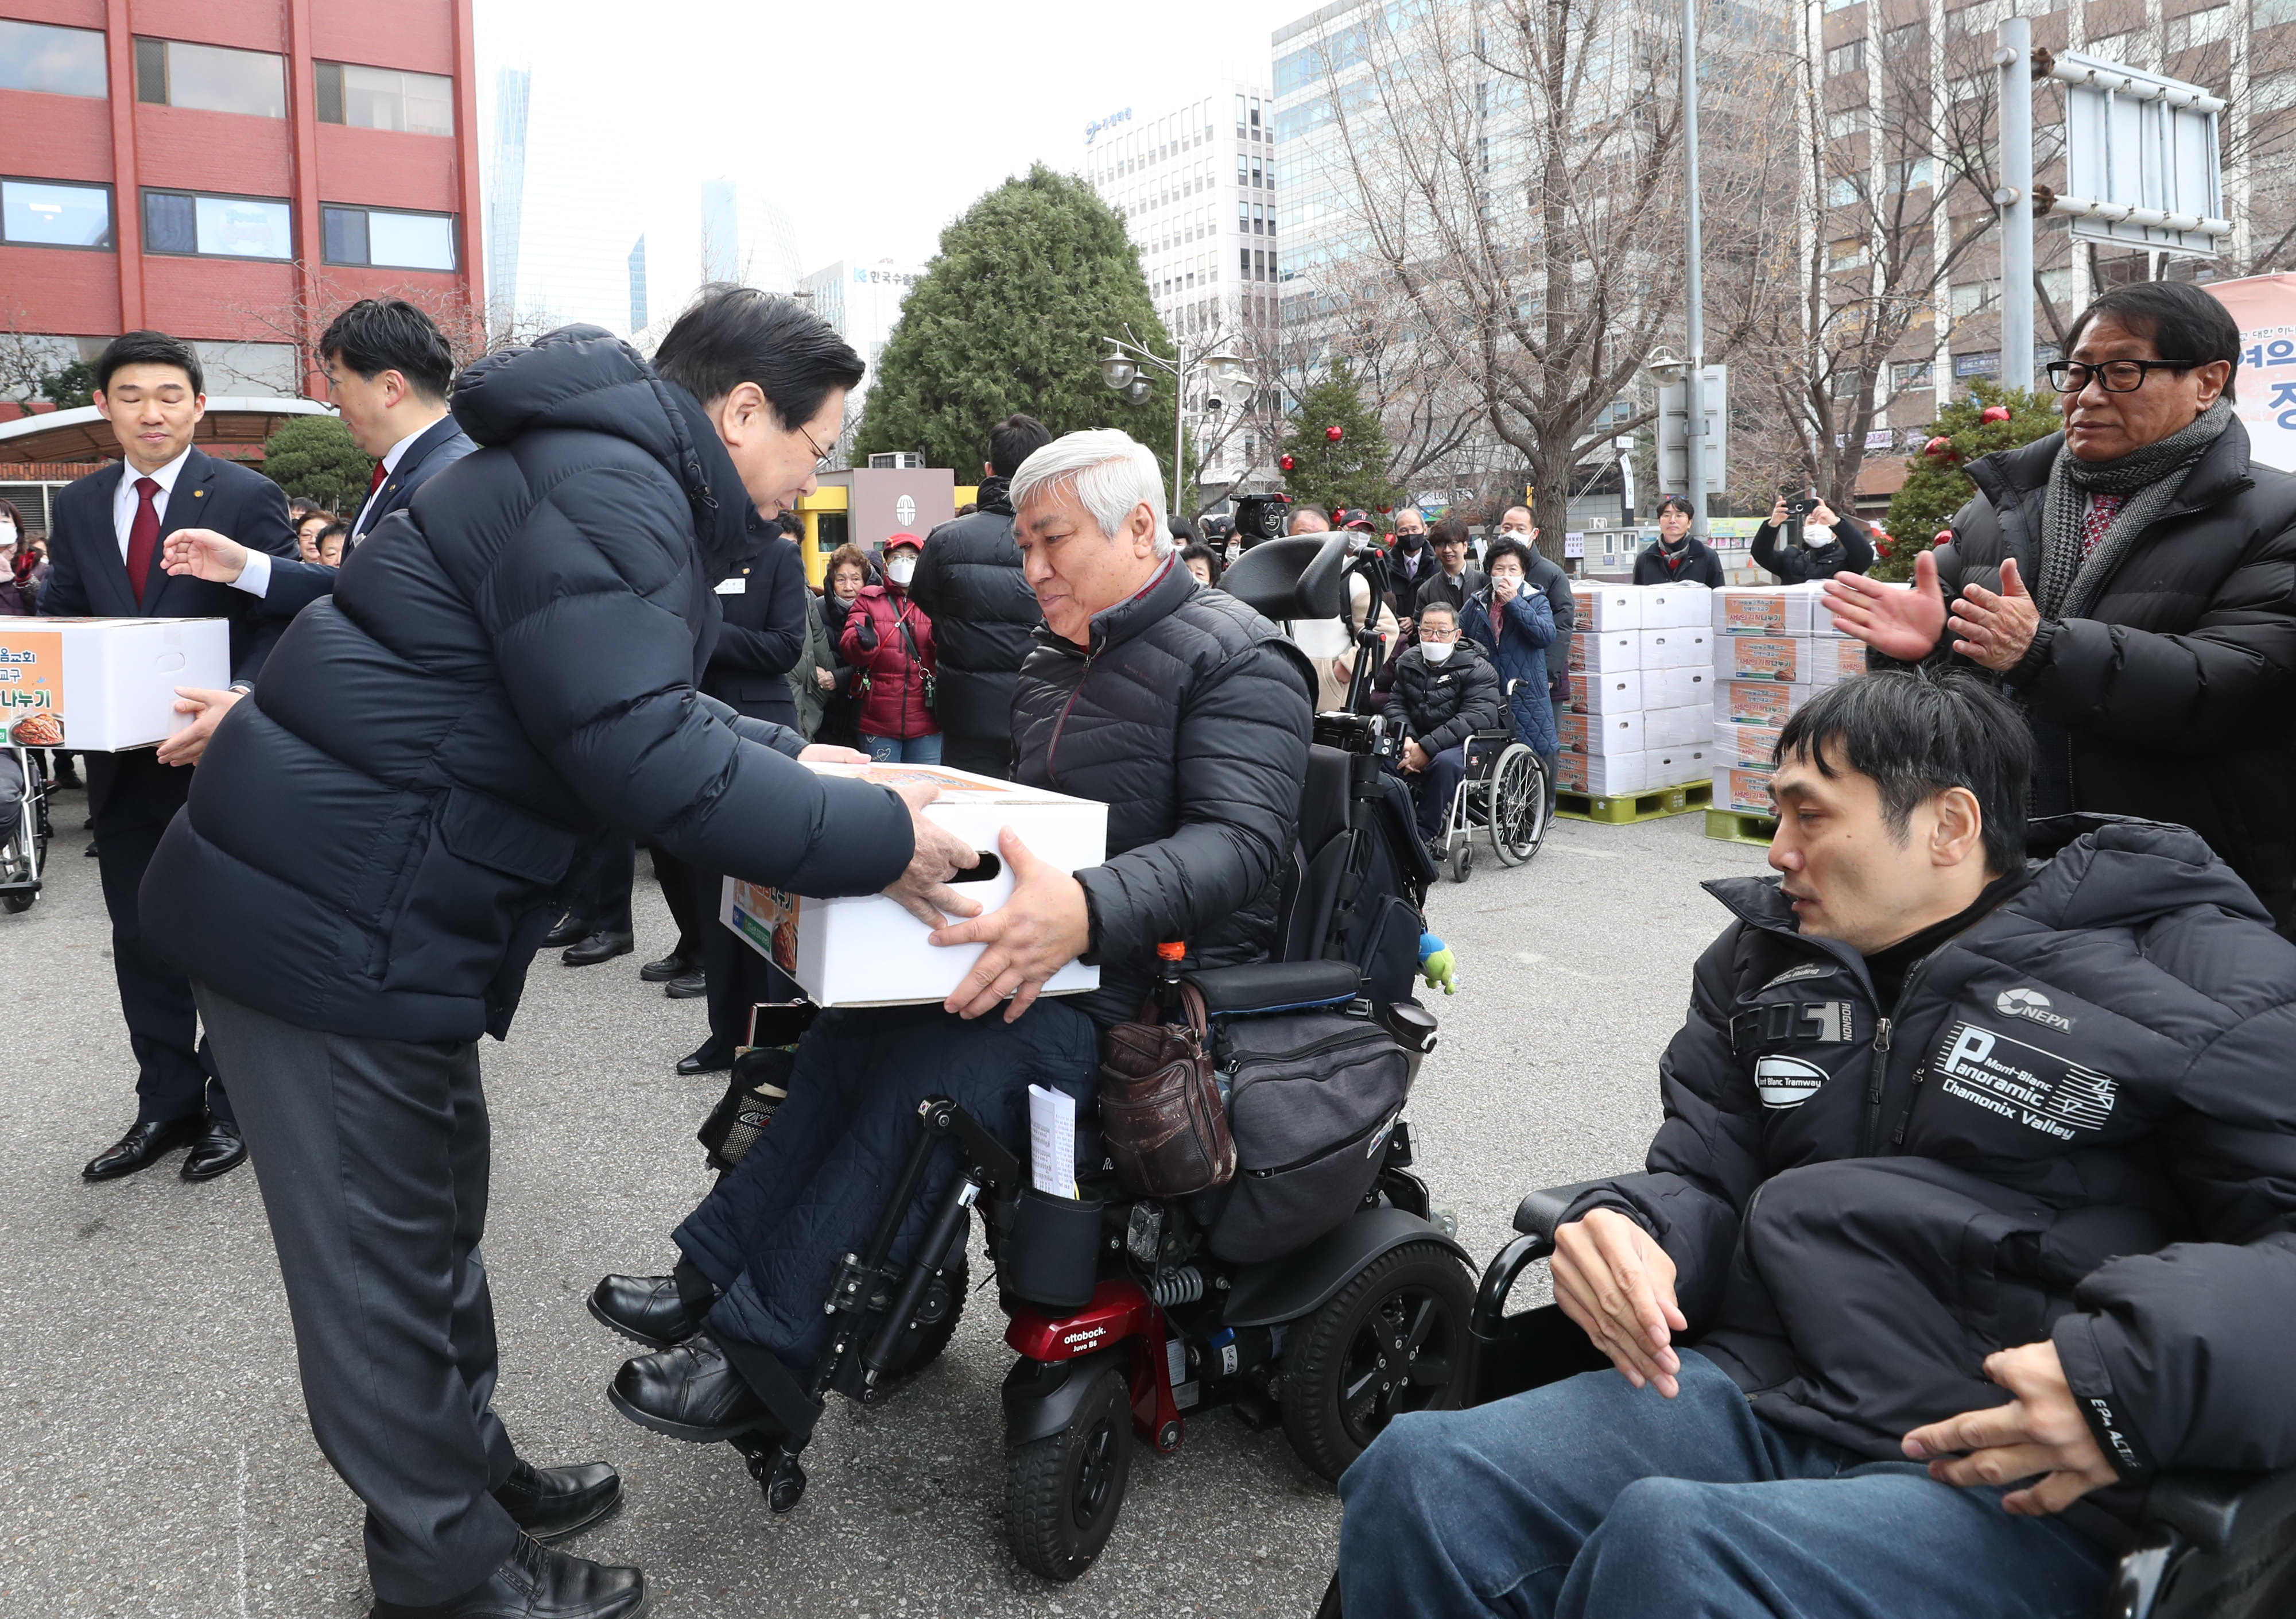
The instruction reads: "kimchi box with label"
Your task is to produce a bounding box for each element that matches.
[0,616,230,752]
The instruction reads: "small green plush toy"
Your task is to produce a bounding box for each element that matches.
[1418,932,1458,995]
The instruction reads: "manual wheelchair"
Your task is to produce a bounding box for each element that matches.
[1424,693,1548,886]
[705,535,1474,1582]
[1310,1180,2296,1619]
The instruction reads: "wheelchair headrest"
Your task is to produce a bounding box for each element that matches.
[1219,535,1349,623]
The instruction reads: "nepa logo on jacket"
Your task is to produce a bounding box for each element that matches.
[1934,1022,2116,1140]
[1995,986,2072,1031]
[1756,1055,1828,1109]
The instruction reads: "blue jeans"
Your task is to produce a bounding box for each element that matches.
[1339,1351,2112,1619]
[861,731,943,765]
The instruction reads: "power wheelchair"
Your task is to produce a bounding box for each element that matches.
[1310,1181,2296,1618]
[699,535,1473,1582]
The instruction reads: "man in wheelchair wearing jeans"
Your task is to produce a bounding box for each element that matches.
[1380,599,1506,846]
[1340,670,2296,1618]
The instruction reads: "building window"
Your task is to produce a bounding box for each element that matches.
[1826,175,1862,207]
[0,19,107,98]
[1251,157,1263,187]
[1252,203,1265,235]
[1249,96,1261,130]
[1825,40,1865,77]
[143,189,293,258]
[1828,236,1869,270]
[1826,107,1867,138]
[315,61,455,136]
[135,38,286,118]
[2166,5,2232,51]
[1887,158,1935,192]
[1949,281,1989,317]
[1,177,113,249]
[1237,154,1250,185]
[1884,23,1922,57]
[322,204,456,270]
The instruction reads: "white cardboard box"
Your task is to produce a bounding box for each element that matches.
[1647,665,1712,709]
[1715,582,1852,638]
[1723,721,1785,770]
[720,763,1108,1008]
[1714,679,1813,728]
[1581,710,1645,755]
[0,616,229,752]
[1718,766,1779,815]
[1643,706,1713,750]
[1713,634,1818,684]
[1647,746,1713,787]
[1641,627,1711,670]
[1568,669,1644,715]
[1639,584,1713,630]
[1583,750,1649,796]
[1809,637,1868,686]
[1572,584,1643,631]
[1569,629,1640,673]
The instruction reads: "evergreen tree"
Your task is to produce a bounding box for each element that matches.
[38,361,95,409]
[260,415,375,513]
[1875,381,2058,580]
[852,165,1181,493]
[1277,362,1399,514]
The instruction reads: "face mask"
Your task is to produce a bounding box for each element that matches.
[1225,541,1242,563]
[886,555,917,587]
[1397,531,1425,553]
[1801,524,1833,549]
[1498,528,1529,541]
[0,522,15,547]
[1421,638,1455,665]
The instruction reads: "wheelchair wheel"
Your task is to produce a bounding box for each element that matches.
[1278,1240,1475,1485]
[874,1250,968,1385]
[1,890,31,914]
[1487,744,1547,867]
[1448,841,1471,884]
[1004,1364,1133,1581]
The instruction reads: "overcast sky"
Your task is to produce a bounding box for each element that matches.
[476,0,1308,273]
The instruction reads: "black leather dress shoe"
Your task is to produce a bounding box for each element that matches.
[541,912,592,949]
[492,1459,622,1544]
[661,968,706,1000]
[83,1116,198,1181]
[181,1117,247,1182]
[561,929,634,967]
[637,952,693,984]
[589,1267,719,1350]
[608,1337,773,1442]
[368,1533,645,1619]
[674,1043,734,1077]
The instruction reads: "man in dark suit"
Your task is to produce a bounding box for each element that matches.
[40,330,296,1183]
[1413,513,1489,622]
[653,516,816,1063]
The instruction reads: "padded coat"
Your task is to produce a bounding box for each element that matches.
[1909,421,2296,933]
[1010,560,1316,1028]
[1382,637,1506,757]
[141,326,913,1043]
[839,584,937,740]
[1750,514,1873,583]
[1460,586,1558,754]
[1566,816,2296,1515]
[1634,536,1726,586]
[907,477,1038,749]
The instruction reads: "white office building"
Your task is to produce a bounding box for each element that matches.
[1081,80,1282,493]
[800,258,927,460]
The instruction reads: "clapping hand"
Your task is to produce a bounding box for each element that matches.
[1946,557,2040,672]
[1823,549,1948,661]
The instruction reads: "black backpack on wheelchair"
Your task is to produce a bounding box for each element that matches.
[719,551,1472,1582]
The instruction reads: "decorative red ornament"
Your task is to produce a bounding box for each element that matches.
[1279,453,1296,472]
[1980,405,2012,424]
[1378,506,1391,514]
[1325,424,1343,443]
[1923,436,1957,461]
[1933,529,1954,548]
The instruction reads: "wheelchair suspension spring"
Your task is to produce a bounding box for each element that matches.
[1149,1266,1205,1307]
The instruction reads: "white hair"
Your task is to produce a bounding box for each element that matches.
[1008,429,1173,557]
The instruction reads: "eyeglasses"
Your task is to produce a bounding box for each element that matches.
[2045,359,2197,394]
[797,421,836,470]
[1420,624,1459,641]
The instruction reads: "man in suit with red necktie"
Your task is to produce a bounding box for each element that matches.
[39,330,295,1182]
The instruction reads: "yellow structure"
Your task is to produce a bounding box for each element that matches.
[789,472,978,588]
[792,485,850,589]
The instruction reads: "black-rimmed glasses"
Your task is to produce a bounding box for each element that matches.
[2045,359,2197,394]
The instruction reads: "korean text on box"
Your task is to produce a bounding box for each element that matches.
[720,763,1108,1008]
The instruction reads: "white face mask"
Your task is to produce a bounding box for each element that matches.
[886,555,917,587]
[1421,638,1455,665]
[1801,524,1833,548]
[0,522,16,547]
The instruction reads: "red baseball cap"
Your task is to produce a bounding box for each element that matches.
[885,532,924,555]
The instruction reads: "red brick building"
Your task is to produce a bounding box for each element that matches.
[0,0,482,400]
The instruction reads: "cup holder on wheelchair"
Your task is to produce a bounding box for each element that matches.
[1002,1187,1106,1313]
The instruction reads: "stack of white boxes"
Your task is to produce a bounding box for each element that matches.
[1711,582,1865,814]
[1557,584,1716,800]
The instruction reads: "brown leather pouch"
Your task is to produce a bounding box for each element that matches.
[1096,983,1236,1197]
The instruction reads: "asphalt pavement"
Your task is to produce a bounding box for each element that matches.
[0,784,1771,1617]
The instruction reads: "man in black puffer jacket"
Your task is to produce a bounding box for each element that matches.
[908,413,1053,777]
[1341,672,2296,1619]
[139,292,984,1619]
[595,428,1313,1470]
[1383,600,1506,840]
[1826,281,2296,934]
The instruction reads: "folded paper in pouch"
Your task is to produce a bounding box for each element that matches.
[1029,1084,1077,1198]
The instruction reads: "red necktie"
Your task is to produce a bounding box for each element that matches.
[126,476,160,607]
[367,462,388,496]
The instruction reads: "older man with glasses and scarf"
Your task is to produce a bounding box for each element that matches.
[1826,280,2296,936]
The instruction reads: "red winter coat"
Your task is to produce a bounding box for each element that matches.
[838,584,939,740]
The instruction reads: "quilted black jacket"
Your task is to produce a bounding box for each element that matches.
[908,477,1040,749]
[142,327,913,1043]
[1381,637,1506,756]
[1010,560,1314,1027]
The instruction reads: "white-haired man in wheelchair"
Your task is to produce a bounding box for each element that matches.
[1339,669,2296,1618]
[592,431,1316,1460]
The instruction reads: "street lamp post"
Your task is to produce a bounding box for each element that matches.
[1680,0,1708,538]
[1099,327,1250,516]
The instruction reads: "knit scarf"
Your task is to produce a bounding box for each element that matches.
[2038,397,2232,619]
